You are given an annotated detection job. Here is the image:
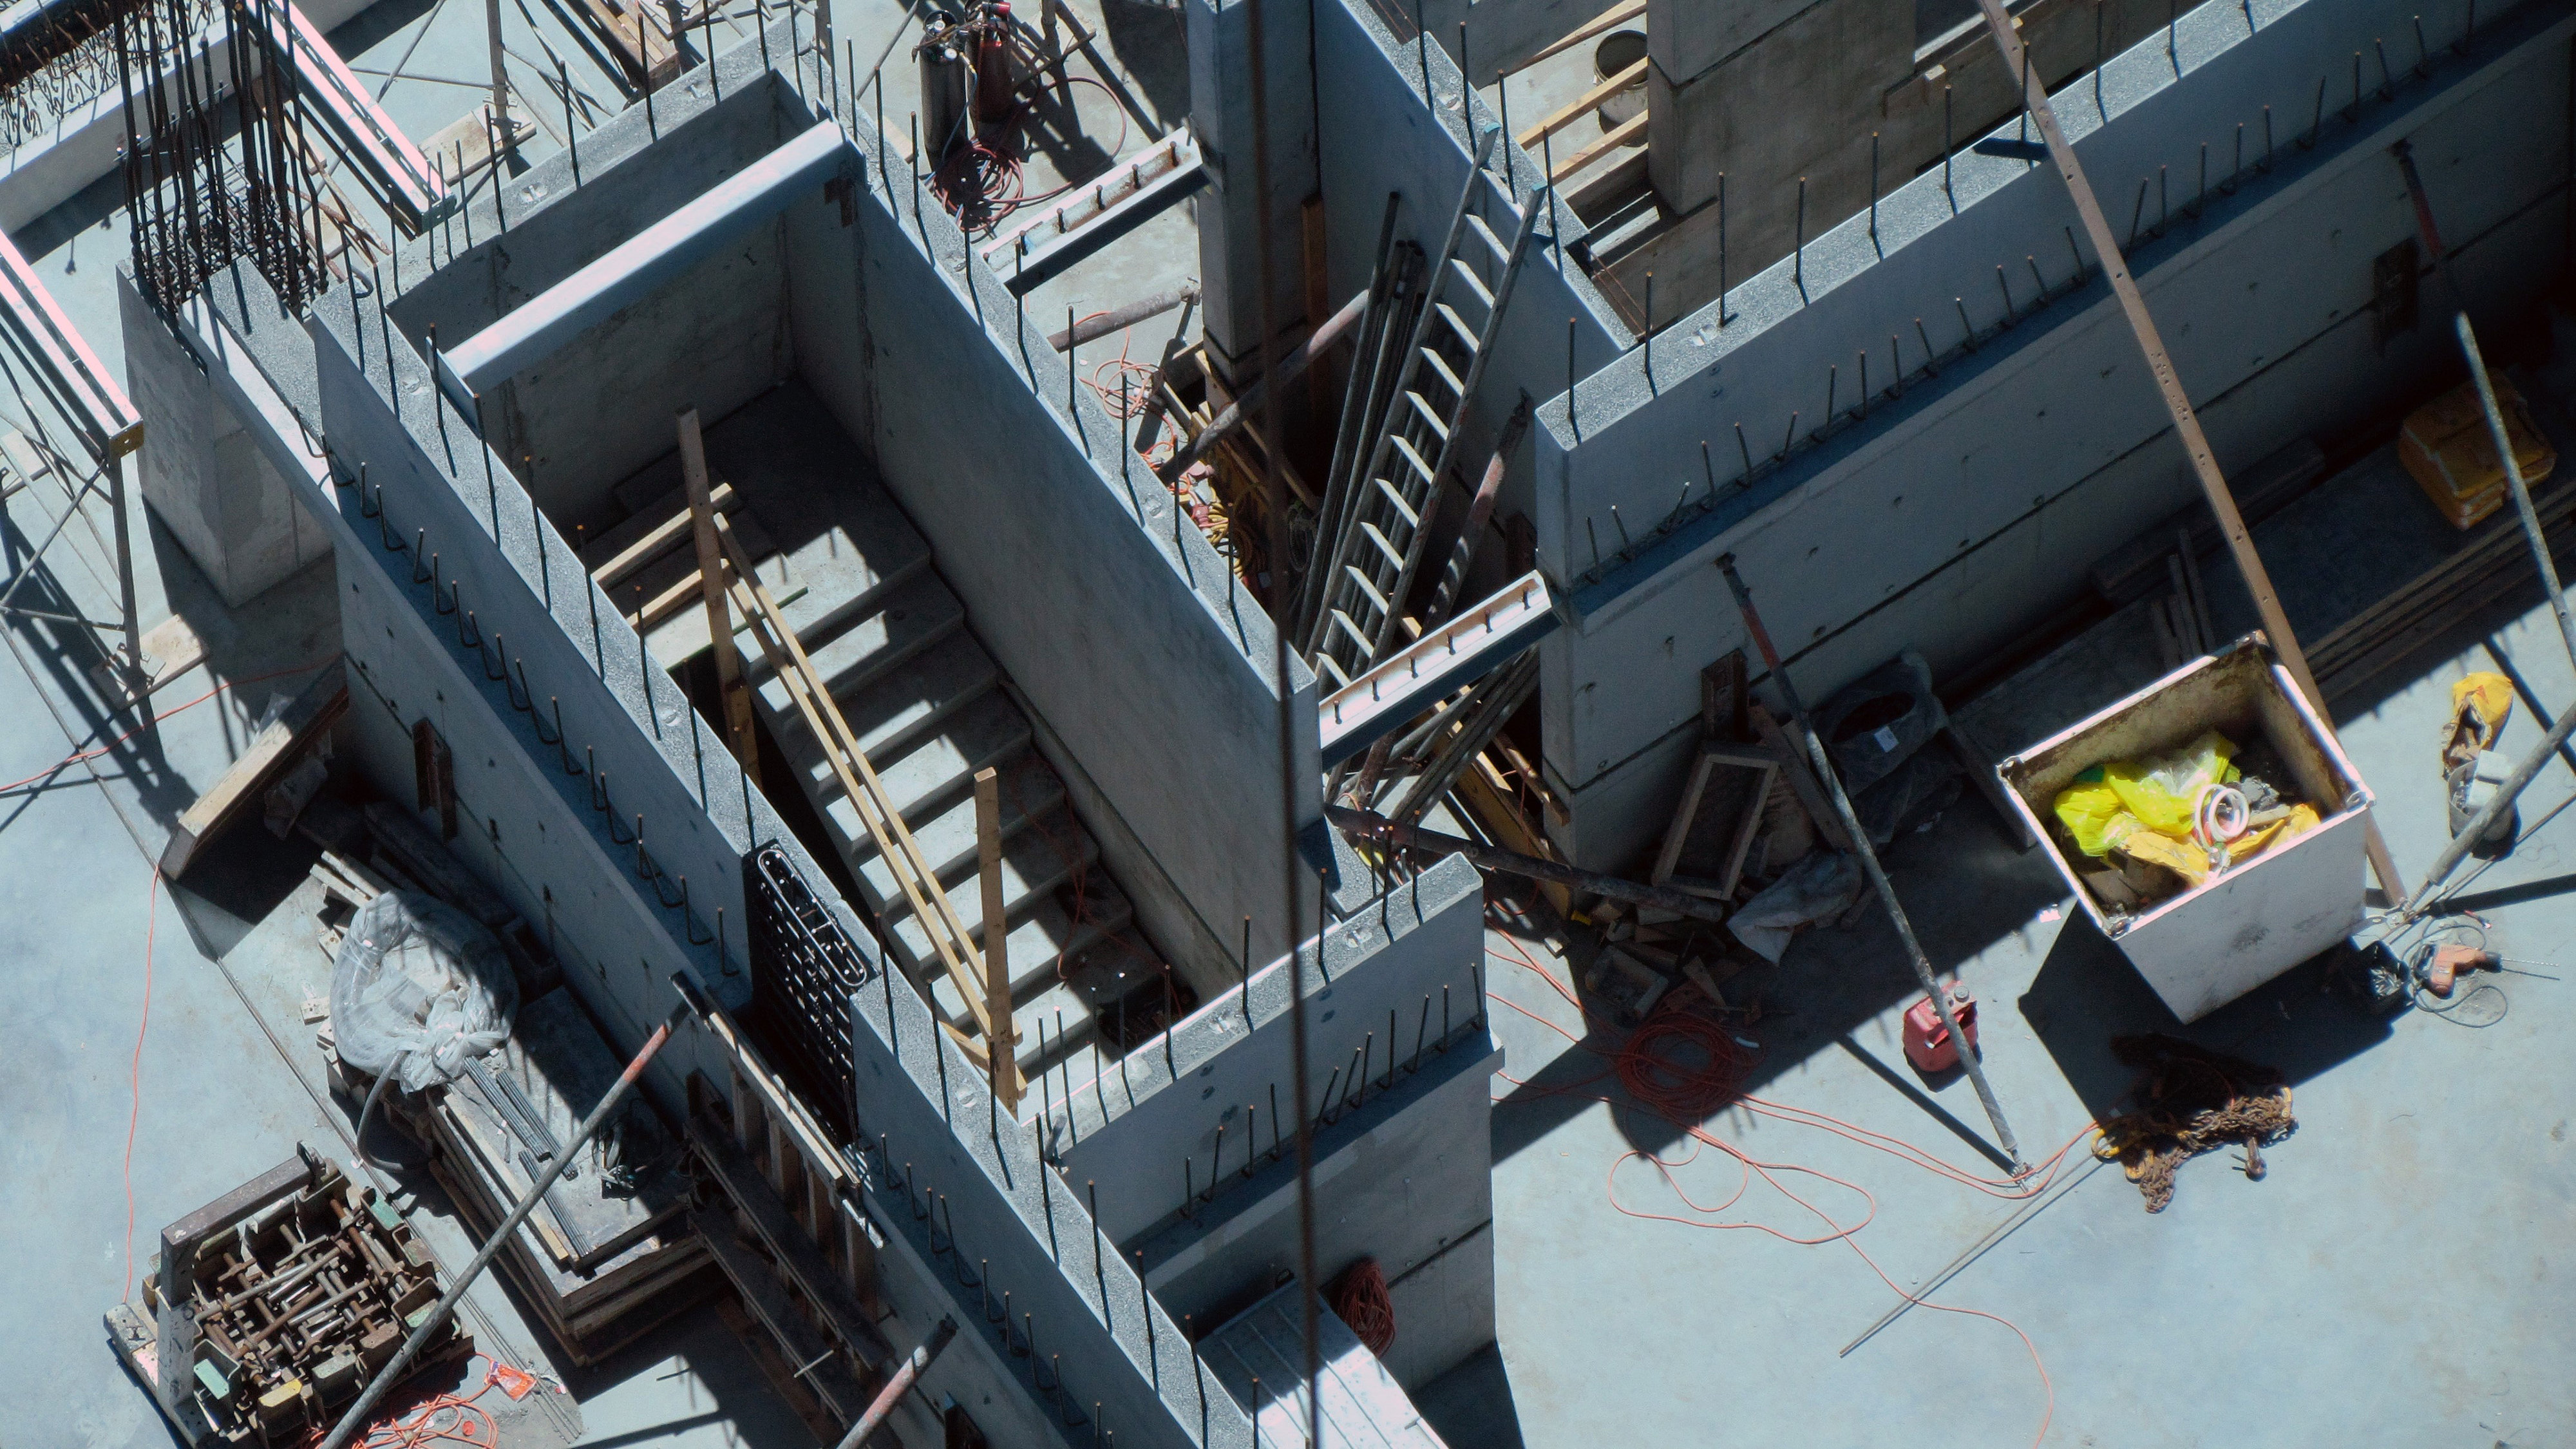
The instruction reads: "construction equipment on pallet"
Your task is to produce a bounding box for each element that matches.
[318,990,695,1449]
[419,989,714,1365]
[1302,128,1546,688]
[105,1146,469,1448]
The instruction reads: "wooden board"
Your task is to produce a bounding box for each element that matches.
[159,659,347,877]
[580,480,741,587]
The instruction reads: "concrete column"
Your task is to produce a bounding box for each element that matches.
[1187,0,1319,384]
[119,274,327,607]
[1644,0,1913,247]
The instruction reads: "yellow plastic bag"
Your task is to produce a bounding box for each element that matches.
[2052,770,2137,857]
[2103,731,2239,838]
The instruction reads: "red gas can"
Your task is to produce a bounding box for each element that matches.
[1902,983,1979,1073]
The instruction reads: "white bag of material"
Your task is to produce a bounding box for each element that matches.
[330,891,516,1092]
[1727,851,1863,964]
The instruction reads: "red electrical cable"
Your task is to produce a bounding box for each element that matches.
[108,658,333,1306]
[1328,1256,1396,1355]
[1479,922,2093,1448]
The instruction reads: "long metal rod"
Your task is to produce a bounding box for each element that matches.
[1244,1,1320,1439]
[830,1316,957,1448]
[1718,555,2025,1169]
[2455,314,2576,672]
[317,990,696,1449]
[2403,697,2576,914]
[1154,285,1367,484]
[1975,0,2405,902]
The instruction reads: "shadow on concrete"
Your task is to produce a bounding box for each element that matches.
[2016,907,2398,1126]
[1414,1341,1526,1449]
[1096,0,1193,128]
[1490,793,2068,1164]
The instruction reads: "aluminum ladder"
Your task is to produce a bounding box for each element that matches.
[1302,125,1546,687]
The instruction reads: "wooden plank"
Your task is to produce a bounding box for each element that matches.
[1515,57,1645,150]
[618,508,781,632]
[581,480,740,586]
[692,1211,875,1423]
[1457,751,1569,915]
[1519,0,1645,71]
[1747,703,1855,852]
[159,659,346,877]
[578,0,678,91]
[687,1115,895,1364]
[1549,112,1643,184]
[1974,0,2403,900]
[714,516,998,1039]
[973,767,1021,1110]
[678,411,758,783]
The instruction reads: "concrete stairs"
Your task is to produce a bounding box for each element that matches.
[683,435,1149,1085]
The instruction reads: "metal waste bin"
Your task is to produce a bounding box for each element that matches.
[1998,636,2376,1022]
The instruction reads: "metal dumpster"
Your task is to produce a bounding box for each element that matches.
[1997,636,2376,1022]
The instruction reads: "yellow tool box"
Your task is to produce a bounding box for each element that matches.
[2400,374,2556,529]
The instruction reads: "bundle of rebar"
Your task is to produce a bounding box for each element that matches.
[119,0,325,313]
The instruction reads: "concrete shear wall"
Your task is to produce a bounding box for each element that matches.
[813,102,1325,980]
[1527,0,2570,868]
[385,77,801,531]
[1317,0,1632,530]
[1046,853,1497,1390]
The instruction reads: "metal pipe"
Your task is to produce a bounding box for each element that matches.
[317,988,698,1449]
[1048,282,1198,351]
[2457,313,2576,673]
[832,1317,958,1448]
[1153,285,1367,484]
[1716,554,2025,1170]
[1329,806,1730,924]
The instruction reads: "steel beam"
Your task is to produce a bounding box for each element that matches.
[982,128,1207,294]
[263,0,453,232]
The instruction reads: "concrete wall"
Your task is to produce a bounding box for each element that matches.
[1043,855,1497,1392]
[1403,0,1608,86]
[388,80,802,531]
[1186,0,1320,373]
[1316,0,1633,529]
[124,278,330,607]
[1528,0,2569,869]
[1619,0,2175,318]
[804,97,1326,982]
[172,33,1276,1446]
[1052,854,1488,1237]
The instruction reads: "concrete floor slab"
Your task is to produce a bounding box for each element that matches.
[1427,578,2576,1449]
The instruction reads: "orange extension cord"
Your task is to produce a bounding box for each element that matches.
[106,659,335,1302]
[1483,922,2097,1448]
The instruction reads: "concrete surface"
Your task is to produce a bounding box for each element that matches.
[1416,577,2576,1448]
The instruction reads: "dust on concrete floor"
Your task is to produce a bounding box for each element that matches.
[1417,587,2576,1449]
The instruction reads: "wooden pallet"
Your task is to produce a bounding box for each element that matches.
[2310,477,2576,702]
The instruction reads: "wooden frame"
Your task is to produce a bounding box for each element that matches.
[1651,746,1777,901]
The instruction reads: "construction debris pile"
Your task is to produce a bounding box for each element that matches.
[2050,730,2320,917]
[2093,1034,2295,1213]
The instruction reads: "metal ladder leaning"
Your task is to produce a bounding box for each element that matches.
[1301,124,1547,688]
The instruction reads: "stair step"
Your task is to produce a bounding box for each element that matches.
[881,805,1100,947]
[793,692,1037,892]
[752,571,964,713]
[899,855,1119,1003]
[925,893,1141,1069]
[851,755,1066,898]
